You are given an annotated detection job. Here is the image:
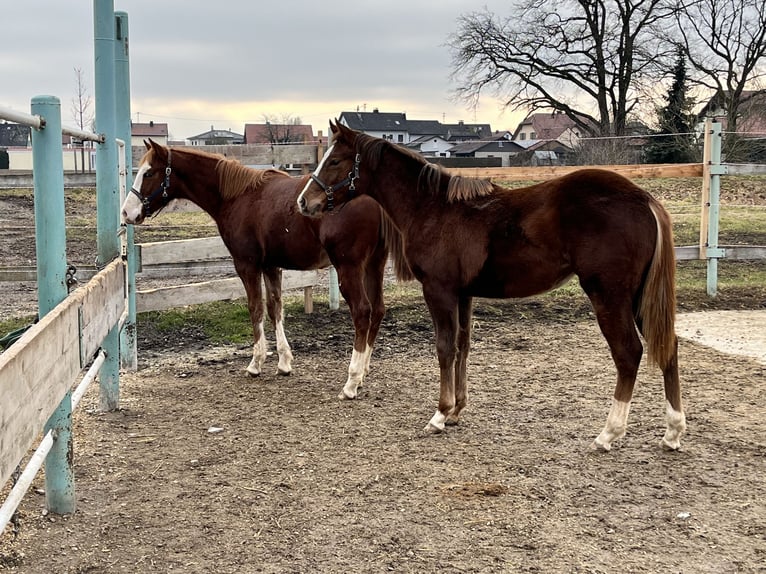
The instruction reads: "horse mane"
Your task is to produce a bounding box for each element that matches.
[353,132,494,203]
[215,157,289,199]
[159,146,288,199]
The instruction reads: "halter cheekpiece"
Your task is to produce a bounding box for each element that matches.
[129,148,173,217]
[310,153,361,211]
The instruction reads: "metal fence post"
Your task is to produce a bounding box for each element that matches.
[114,10,137,370]
[31,95,76,514]
[94,0,121,409]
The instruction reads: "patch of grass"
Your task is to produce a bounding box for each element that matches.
[138,300,253,344]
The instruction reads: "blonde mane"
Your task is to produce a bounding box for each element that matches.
[148,146,289,199]
[215,157,289,199]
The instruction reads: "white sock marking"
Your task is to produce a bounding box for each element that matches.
[593,399,631,451]
[274,318,293,375]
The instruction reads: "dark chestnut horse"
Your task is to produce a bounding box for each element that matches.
[122,140,410,398]
[298,121,685,451]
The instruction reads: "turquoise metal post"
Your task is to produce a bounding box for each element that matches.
[706,122,724,297]
[31,96,76,514]
[94,0,120,409]
[115,11,137,370]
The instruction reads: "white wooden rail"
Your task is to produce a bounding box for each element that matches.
[135,236,318,313]
[0,259,125,491]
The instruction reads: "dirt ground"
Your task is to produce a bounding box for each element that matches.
[0,294,765,573]
[1,185,766,572]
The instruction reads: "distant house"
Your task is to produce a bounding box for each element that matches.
[512,112,586,148]
[697,89,766,134]
[188,126,244,146]
[244,123,314,144]
[406,134,453,157]
[510,138,574,166]
[443,121,493,142]
[0,122,31,147]
[338,109,496,150]
[131,121,169,147]
[448,133,523,166]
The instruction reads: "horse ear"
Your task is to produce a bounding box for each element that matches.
[143,138,151,150]
[330,120,339,135]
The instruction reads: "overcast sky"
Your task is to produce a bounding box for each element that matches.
[1,1,524,141]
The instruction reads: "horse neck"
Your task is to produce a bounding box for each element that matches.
[171,150,224,218]
[365,151,435,232]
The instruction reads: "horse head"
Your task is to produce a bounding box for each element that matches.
[298,121,362,217]
[121,139,175,224]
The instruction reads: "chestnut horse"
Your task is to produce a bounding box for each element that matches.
[122,140,410,398]
[298,121,686,451]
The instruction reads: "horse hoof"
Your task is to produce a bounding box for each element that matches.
[338,389,356,400]
[277,367,292,376]
[246,367,262,377]
[424,422,444,434]
[589,439,611,452]
[661,438,681,451]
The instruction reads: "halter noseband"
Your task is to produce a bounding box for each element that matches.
[129,148,173,217]
[310,153,361,211]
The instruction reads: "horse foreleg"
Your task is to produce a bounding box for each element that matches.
[237,266,267,377]
[448,295,473,426]
[263,268,293,375]
[335,265,373,399]
[423,286,459,433]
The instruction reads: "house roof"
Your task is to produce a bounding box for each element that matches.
[131,121,169,137]
[449,136,523,155]
[188,127,244,141]
[339,110,408,132]
[244,123,314,144]
[443,122,493,141]
[406,120,446,137]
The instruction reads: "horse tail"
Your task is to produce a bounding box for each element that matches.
[638,201,677,368]
[379,206,415,282]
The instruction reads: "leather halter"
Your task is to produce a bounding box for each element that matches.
[309,153,361,211]
[129,148,173,217]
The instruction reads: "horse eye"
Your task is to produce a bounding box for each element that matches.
[144,170,154,178]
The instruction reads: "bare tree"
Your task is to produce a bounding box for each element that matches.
[71,67,94,173]
[261,114,304,144]
[449,0,677,136]
[669,0,766,157]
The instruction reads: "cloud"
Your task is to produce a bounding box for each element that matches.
[2,0,524,139]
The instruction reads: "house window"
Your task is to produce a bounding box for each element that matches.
[530,132,536,139]
[398,134,404,143]
[520,133,526,140]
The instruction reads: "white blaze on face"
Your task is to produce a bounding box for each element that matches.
[297,143,334,207]
[121,162,150,224]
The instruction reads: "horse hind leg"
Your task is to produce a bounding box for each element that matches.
[659,336,685,450]
[588,295,644,451]
[447,294,473,426]
[263,268,293,375]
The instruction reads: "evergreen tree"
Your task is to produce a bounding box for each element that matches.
[645,49,698,164]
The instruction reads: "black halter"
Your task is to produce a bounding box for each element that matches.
[309,153,361,211]
[129,148,173,217]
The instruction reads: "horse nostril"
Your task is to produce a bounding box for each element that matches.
[298,196,306,211]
